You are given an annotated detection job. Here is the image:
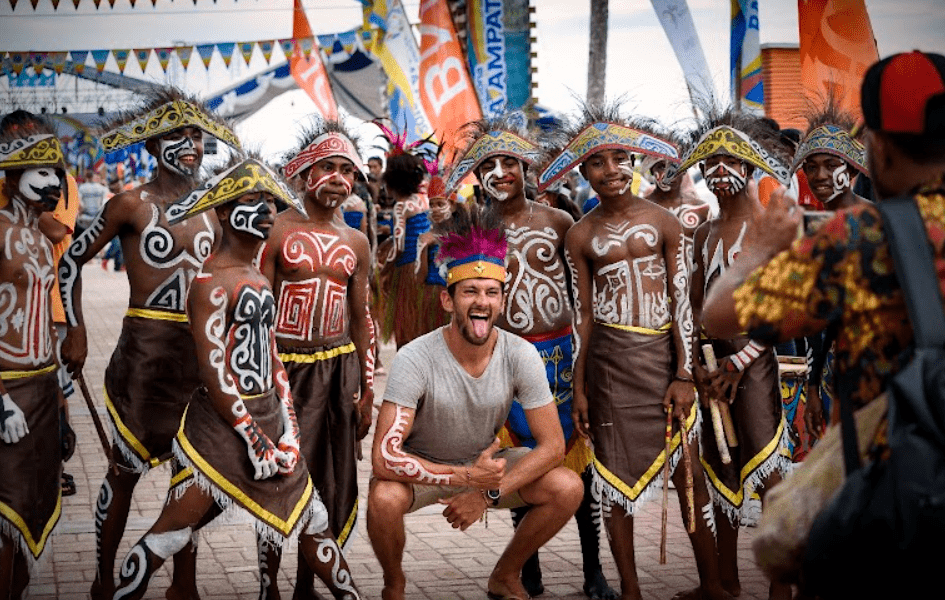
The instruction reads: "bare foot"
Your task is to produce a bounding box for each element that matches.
[488,570,530,600]
[291,584,327,600]
[672,586,738,600]
[381,587,406,600]
[721,578,741,598]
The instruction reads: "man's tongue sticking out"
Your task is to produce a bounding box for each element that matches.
[471,315,489,338]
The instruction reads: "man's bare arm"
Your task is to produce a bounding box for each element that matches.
[498,401,566,497]
[371,401,504,488]
[564,226,594,439]
[348,231,376,440]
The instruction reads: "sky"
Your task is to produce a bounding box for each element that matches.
[2,0,944,160]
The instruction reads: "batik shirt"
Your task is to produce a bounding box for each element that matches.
[733,176,945,409]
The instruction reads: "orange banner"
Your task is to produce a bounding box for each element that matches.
[798,0,879,119]
[290,0,338,120]
[418,0,481,154]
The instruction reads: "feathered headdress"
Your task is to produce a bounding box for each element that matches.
[444,114,541,194]
[435,203,507,285]
[283,118,364,180]
[791,96,867,175]
[537,99,679,193]
[166,151,304,225]
[372,119,437,161]
[671,98,792,184]
[99,86,241,153]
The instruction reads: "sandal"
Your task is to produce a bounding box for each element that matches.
[61,472,77,497]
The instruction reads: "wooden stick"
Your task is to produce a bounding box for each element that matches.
[659,408,672,564]
[76,373,119,476]
[679,418,696,534]
[701,344,733,465]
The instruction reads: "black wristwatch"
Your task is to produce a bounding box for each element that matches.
[485,489,501,507]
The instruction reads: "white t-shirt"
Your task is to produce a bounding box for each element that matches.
[384,326,552,465]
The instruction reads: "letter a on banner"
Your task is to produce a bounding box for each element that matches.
[290,0,338,119]
[419,0,482,153]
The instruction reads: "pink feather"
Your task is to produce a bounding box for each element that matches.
[436,225,507,266]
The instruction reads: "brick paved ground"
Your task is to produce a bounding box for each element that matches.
[26,263,775,600]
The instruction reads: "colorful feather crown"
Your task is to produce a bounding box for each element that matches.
[435,204,507,285]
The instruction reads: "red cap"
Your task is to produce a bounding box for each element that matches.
[862,51,945,135]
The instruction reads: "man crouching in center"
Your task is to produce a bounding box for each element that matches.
[367,204,584,600]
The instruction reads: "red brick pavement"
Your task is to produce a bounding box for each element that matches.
[27,264,775,599]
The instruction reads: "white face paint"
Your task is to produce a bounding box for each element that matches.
[828,163,851,201]
[481,159,513,201]
[229,198,273,240]
[159,136,199,177]
[18,167,61,210]
[618,160,635,195]
[703,161,747,196]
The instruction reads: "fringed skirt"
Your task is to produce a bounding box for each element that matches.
[0,367,61,563]
[172,387,326,547]
[585,322,699,515]
[104,311,201,473]
[279,340,360,548]
[700,337,792,526]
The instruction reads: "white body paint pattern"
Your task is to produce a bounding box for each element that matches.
[256,535,272,599]
[703,221,747,295]
[60,208,107,326]
[206,285,240,397]
[230,285,276,391]
[142,528,192,560]
[386,195,428,264]
[278,231,356,341]
[307,172,352,205]
[671,233,694,374]
[504,225,571,335]
[704,162,748,196]
[94,479,113,569]
[159,137,198,177]
[482,160,516,201]
[0,206,55,366]
[113,544,149,600]
[672,204,706,231]
[563,247,583,361]
[229,203,269,240]
[591,222,658,257]
[18,168,60,202]
[315,537,360,599]
[618,160,635,195]
[140,206,214,311]
[381,406,451,484]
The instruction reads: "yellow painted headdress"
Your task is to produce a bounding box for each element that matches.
[166,156,304,225]
[671,105,792,184]
[100,88,241,152]
[0,134,66,172]
[444,115,541,194]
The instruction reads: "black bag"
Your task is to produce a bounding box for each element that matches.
[802,196,945,598]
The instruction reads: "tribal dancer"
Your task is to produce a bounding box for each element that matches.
[112,155,360,600]
[544,103,727,600]
[791,100,870,440]
[642,128,711,240]
[58,88,241,600]
[258,120,375,600]
[412,164,454,336]
[0,119,69,599]
[445,117,615,599]
[375,123,437,347]
[680,106,794,600]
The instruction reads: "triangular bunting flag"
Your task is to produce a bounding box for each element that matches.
[9,0,18,10]
[113,48,130,73]
[31,0,41,9]
[299,37,314,59]
[239,42,255,66]
[90,49,110,73]
[51,0,59,8]
[134,48,151,72]
[195,44,215,69]
[129,0,136,6]
[29,52,46,75]
[151,0,157,5]
[155,47,173,73]
[48,51,68,74]
[259,40,274,64]
[176,46,193,69]
[217,42,235,67]
[70,50,88,74]
[279,38,296,61]
[8,53,26,76]
[72,0,80,8]
[92,0,102,8]
[108,0,116,6]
